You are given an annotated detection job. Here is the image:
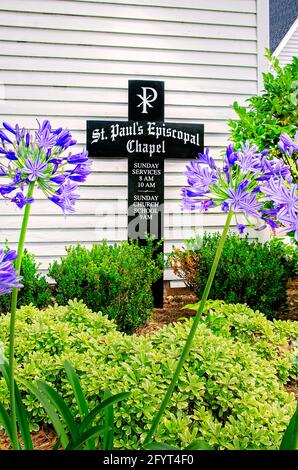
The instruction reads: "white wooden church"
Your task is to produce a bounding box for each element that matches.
[0,0,270,288]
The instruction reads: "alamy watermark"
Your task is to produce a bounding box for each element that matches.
[94,200,208,246]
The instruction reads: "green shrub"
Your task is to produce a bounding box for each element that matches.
[229,52,298,182]
[0,249,51,313]
[170,233,296,319]
[0,300,297,449]
[274,237,298,276]
[48,240,163,333]
[202,300,298,382]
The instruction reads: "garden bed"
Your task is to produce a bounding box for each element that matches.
[0,279,297,451]
[0,426,56,451]
[277,278,298,322]
[136,277,298,337]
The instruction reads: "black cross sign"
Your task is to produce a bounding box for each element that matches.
[87,80,204,307]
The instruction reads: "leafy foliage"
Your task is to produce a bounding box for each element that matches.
[229,52,298,181]
[48,240,163,333]
[27,361,129,450]
[0,359,129,450]
[0,362,33,450]
[280,401,298,450]
[0,300,297,450]
[169,233,296,319]
[0,249,51,314]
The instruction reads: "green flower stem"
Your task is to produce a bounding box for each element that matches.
[283,153,298,181]
[8,182,35,450]
[144,209,233,446]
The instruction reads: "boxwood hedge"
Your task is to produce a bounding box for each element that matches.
[48,241,163,333]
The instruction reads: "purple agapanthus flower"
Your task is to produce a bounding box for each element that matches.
[182,137,298,236]
[35,120,58,150]
[237,224,246,234]
[235,142,261,175]
[0,185,16,195]
[199,199,215,212]
[237,193,263,219]
[68,160,93,182]
[278,211,298,241]
[11,192,34,209]
[263,217,279,235]
[196,148,217,170]
[0,249,23,296]
[226,187,262,219]
[0,120,92,213]
[225,144,238,167]
[259,157,292,182]
[184,159,218,193]
[67,150,89,164]
[261,179,298,218]
[22,157,48,181]
[12,169,24,186]
[5,150,17,161]
[221,201,229,213]
[49,180,80,214]
[278,132,298,156]
[226,187,249,211]
[0,129,13,144]
[3,122,16,135]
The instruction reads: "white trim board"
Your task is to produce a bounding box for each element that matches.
[257,0,269,92]
[273,17,298,57]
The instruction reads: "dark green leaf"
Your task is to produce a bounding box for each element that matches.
[280,402,298,450]
[26,381,69,449]
[64,361,89,419]
[66,425,110,450]
[15,384,33,450]
[80,392,129,433]
[63,362,96,450]
[0,402,13,444]
[101,389,114,451]
[36,381,79,442]
[186,439,214,450]
[0,362,32,450]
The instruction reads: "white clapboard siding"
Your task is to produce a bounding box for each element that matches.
[0,57,257,81]
[1,101,237,120]
[68,0,257,13]
[0,117,231,133]
[0,27,257,54]
[0,0,268,287]
[4,86,249,108]
[0,71,258,94]
[0,1,257,25]
[0,42,258,68]
[274,19,298,67]
[0,11,257,40]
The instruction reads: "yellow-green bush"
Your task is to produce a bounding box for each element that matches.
[0,300,297,449]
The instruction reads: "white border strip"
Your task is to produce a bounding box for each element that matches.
[257,0,269,93]
[273,17,298,57]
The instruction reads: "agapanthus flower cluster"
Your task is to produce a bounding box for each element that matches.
[278,131,298,182]
[0,120,92,213]
[278,131,298,156]
[182,141,298,240]
[0,249,22,296]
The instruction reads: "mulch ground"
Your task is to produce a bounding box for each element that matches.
[0,426,56,451]
[1,278,297,450]
[276,278,298,322]
[135,277,298,336]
